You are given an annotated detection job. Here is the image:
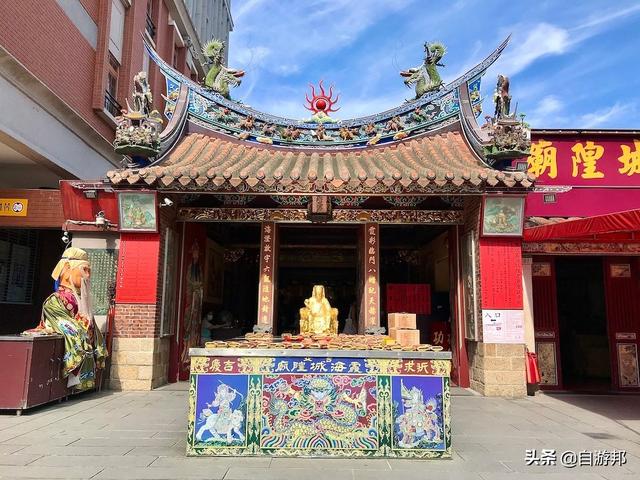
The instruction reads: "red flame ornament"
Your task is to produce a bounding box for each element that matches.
[304,80,340,114]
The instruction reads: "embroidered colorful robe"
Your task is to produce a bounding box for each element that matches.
[29,287,107,391]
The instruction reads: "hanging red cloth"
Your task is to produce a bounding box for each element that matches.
[524,208,640,242]
[526,349,541,384]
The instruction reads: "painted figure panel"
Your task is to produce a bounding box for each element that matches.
[391,376,446,451]
[261,374,378,450]
[193,374,249,447]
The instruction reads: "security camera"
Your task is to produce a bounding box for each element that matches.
[160,197,174,207]
[61,231,70,244]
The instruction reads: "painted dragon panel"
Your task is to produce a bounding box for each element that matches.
[261,374,378,451]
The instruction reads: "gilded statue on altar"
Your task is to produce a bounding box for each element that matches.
[299,285,338,335]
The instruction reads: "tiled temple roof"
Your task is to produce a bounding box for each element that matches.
[107,126,534,194]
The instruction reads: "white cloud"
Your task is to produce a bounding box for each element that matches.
[230,0,414,74]
[535,95,563,115]
[233,45,271,66]
[573,4,640,32]
[579,102,633,129]
[497,23,570,75]
[524,95,565,128]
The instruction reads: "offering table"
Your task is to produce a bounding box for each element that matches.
[187,345,452,459]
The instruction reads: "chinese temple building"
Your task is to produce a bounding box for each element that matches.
[59,37,538,397]
[524,130,640,392]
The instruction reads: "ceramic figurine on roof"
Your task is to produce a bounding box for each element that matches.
[304,80,340,123]
[114,71,163,164]
[202,39,244,99]
[483,74,531,160]
[401,42,446,100]
[493,75,511,119]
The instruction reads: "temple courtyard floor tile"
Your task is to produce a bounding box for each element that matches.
[0,385,638,479]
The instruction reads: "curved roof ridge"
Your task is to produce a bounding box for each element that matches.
[149,37,509,150]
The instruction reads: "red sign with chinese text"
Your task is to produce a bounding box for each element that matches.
[529,136,640,186]
[479,237,523,310]
[526,134,640,218]
[115,233,160,303]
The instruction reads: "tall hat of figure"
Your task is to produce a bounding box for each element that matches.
[51,247,90,281]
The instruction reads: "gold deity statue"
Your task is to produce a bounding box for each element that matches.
[299,285,338,335]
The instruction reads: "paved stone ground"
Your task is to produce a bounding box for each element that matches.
[0,384,638,479]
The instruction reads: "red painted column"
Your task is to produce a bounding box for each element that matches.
[450,226,470,387]
[257,222,277,332]
[474,235,527,396]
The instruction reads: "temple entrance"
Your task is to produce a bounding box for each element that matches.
[199,223,261,340]
[276,225,358,335]
[181,220,456,352]
[379,225,452,349]
[556,257,611,391]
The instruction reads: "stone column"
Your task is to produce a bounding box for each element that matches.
[468,234,527,398]
[110,231,170,390]
[256,222,277,332]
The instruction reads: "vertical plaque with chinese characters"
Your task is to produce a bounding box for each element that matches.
[257,222,277,329]
[363,223,380,329]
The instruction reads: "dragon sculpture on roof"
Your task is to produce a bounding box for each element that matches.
[202,39,244,99]
[401,42,446,100]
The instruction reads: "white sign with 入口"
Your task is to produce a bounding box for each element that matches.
[482,309,524,343]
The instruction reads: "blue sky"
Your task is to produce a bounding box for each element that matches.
[227,1,640,129]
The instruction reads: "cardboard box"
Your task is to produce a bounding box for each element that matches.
[388,312,417,330]
[389,327,421,346]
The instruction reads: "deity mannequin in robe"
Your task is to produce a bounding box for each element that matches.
[299,285,338,335]
[23,247,107,391]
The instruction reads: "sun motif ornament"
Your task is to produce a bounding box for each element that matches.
[304,80,340,123]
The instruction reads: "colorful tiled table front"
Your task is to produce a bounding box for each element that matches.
[187,349,451,458]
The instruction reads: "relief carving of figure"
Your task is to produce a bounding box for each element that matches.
[280,125,302,141]
[385,116,404,133]
[238,115,255,131]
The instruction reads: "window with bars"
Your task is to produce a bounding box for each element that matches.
[105,52,122,117]
[0,230,39,304]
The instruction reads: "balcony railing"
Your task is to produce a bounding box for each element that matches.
[104,91,122,118]
[145,13,156,39]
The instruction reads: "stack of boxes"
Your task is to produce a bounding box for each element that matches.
[388,312,420,346]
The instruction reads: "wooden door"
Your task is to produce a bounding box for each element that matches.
[603,257,640,391]
[531,256,562,389]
